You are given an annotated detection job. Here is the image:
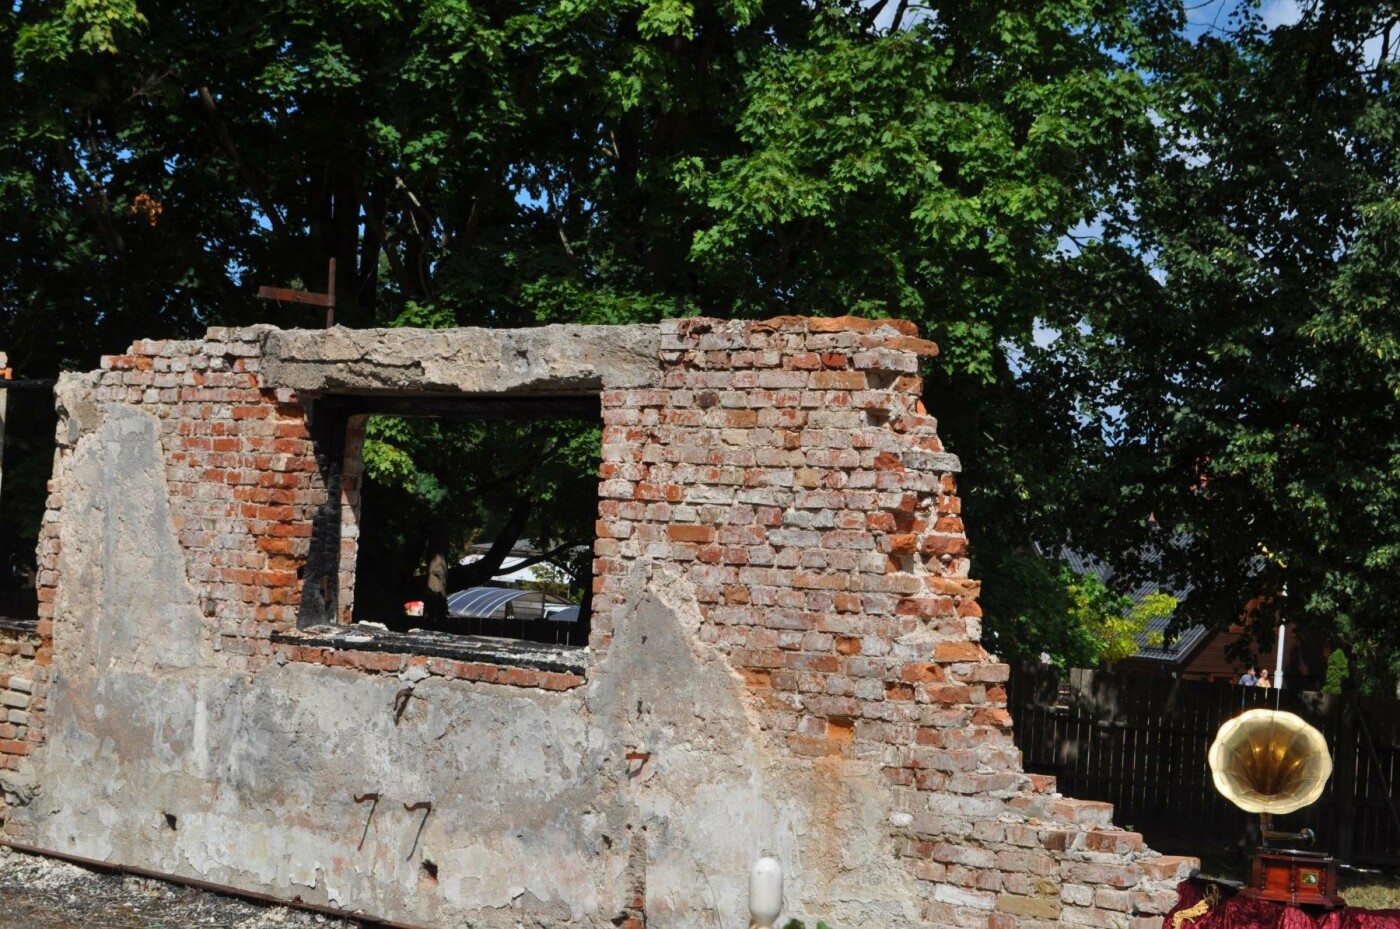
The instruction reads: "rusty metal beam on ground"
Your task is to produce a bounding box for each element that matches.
[0,840,431,929]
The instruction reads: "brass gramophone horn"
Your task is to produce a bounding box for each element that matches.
[1208,709,1343,907]
[1208,709,1332,816]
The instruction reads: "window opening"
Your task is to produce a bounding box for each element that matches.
[300,395,599,652]
[0,363,58,627]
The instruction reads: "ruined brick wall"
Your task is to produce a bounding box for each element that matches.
[36,329,585,691]
[90,330,313,658]
[592,317,1192,928]
[18,329,303,781]
[12,318,1194,929]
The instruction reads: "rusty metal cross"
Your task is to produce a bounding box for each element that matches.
[257,257,337,328]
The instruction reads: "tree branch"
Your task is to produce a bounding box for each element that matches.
[889,0,911,34]
[497,538,586,575]
[861,0,894,30]
[447,498,536,590]
[352,177,414,296]
[197,86,285,234]
[55,145,125,257]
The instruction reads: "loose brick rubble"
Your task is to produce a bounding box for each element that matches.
[8,316,1195,928]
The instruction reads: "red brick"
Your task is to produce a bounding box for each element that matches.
[932,641,985,662]
[1139,856,1199,881]
[927,684,974,704]
[873,335,940,356]
[351,652,403,673]
[885,682,914,701]
[667,524,714,543]
[874,451,905,471]
[810,371,868,390]
[778,651,831,673]
[922,534,969,556]
[740,669,772,689]
[826,716,855,741]
[809,315,918,335]
[496,667,540,688]
[787,734,842,757]
[1085,830,1145,855]
[972,708,1014,727]
[886,533,919,554]
[900,662,943,683]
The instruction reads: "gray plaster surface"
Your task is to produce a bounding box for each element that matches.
[261,325,662,396]
[52,406,206,674]
[16,400,929,927]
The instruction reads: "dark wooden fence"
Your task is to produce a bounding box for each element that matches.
[1007,663,1400,865]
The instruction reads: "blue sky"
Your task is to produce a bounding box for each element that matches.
[1183,0,1302,38]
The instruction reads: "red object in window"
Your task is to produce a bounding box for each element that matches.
[404,601,424,617]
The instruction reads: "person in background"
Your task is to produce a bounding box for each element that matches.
[1238,667,1258,687]
[1258,669,1272,690]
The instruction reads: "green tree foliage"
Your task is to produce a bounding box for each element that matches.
[2,0,1159,341]
[354,413,600,619]
[1323,649,1351,696]
[981,556,1174,668]
[1050,1,1400,690]
[0,0,1162,610]
[4,0,1396,681]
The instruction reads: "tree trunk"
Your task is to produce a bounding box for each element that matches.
[446,498,534,592]
[424,523,451,622]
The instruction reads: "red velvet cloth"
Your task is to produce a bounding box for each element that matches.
[1166,879,1400,929]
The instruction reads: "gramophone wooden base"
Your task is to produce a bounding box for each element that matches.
[1243,850,1342,908]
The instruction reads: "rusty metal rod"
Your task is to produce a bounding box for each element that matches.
[0,839,431,929]
[403,802,432,862]
[255,286,333,307]
[355,792,381,851]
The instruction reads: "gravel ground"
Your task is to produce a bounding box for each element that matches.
[0,846,363,929]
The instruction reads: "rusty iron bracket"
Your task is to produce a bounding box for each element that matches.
[404,802,432,861]
[625,751,651,782]
[354,792,381,851]
[257,258,336,328]
[393,687,413,724]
